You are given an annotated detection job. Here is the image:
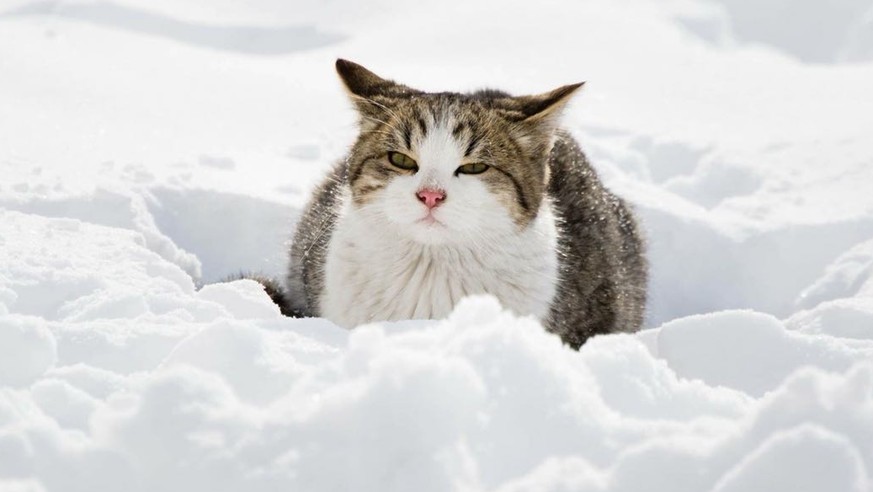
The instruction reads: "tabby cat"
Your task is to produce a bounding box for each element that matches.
[276,59,647,348]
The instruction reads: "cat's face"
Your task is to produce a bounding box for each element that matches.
[336,59,581,245]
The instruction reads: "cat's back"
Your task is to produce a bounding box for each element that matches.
[546,131,648,348]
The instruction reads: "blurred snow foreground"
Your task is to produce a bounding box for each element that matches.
[2,0,873,490]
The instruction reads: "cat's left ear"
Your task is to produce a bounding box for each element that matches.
[513,82,585,124]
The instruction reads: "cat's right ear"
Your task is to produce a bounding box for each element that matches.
[336,59,394,98]
[335,59,419,121]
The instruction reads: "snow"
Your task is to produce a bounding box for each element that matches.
[0,316,56,388]
[2,0,873,490]
[711,425,869,492]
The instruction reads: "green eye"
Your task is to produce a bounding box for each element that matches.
[388,151,418,171]
[456,163,490,175]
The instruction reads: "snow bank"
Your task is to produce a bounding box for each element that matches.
[2,0,873,490]
[2,207,872,490]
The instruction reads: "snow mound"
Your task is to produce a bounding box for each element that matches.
[711,425,868,492]
[656,310,873,396]
[0,316,56,388]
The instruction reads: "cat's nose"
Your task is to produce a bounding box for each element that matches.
[416,188,446,209]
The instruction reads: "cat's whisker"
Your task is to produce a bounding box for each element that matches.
[355,95,403,121]
[358,114,405,138]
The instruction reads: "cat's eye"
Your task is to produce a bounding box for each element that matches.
[456,163,490,175]
[387,151,418,171]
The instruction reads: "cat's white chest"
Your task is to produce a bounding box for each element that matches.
[321,204,559,328]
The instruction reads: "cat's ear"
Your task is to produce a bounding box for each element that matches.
[335,59,419,101]
[335,59,420,128]
[513,82,585,124]
[507,83,584,157]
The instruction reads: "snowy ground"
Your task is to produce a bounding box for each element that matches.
[2,0,873,490]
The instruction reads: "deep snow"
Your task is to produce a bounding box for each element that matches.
[1,0,873,490]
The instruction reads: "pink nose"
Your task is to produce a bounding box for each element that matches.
[416,188,446,209]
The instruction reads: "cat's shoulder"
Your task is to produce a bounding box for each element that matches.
[547,129,599,192]
[549,130,587,166]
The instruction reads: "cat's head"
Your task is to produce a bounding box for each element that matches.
[337,59,582,245]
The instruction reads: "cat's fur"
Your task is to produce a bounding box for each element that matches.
[280,59,647,348]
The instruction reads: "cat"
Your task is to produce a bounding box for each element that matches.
[273,59,647,349]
